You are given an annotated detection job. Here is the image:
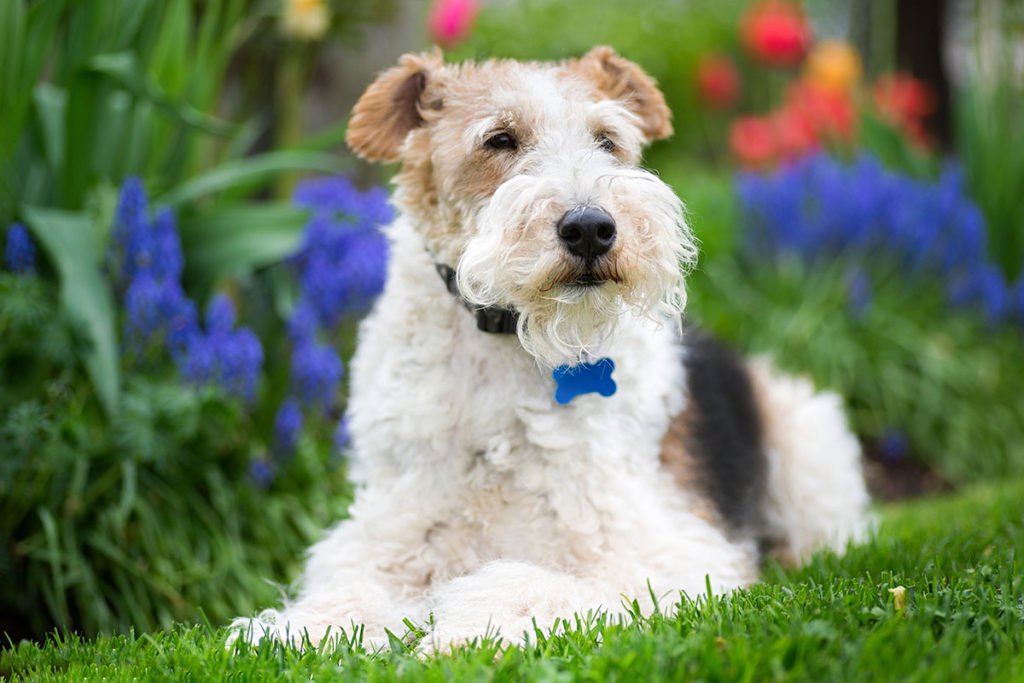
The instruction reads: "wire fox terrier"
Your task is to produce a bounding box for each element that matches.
[234,47,869,651]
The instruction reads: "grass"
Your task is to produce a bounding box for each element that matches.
[3,481,1023,681]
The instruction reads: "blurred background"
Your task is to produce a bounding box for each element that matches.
[1,0,1022,642]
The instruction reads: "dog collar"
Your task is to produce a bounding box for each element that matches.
[435,264,520,334]
[434,263,617,403]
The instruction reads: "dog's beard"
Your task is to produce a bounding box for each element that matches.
[457,163,696,367]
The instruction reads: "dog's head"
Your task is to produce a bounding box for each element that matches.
[347,47,696,366]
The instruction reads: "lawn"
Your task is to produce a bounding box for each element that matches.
[4,481,1022,681]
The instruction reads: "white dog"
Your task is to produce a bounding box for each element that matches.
[234,47,869,651]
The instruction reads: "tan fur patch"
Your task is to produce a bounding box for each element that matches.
[564,46,673,142]
[346,49,444,162]
[660,408,716,524]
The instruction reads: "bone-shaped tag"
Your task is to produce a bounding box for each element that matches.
[552,358,617,405]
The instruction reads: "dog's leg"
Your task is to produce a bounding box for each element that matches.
[425,560,607,651]
[746,358,872,566]
[230,485,443,649]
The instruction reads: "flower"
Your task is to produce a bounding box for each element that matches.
[804,40,862,95]
[280,0,330,41]
[741,0,812,67]
[696,55,741,109]
[4,224,37,275]
[782,81,855,143]
[878,430,910,462]
[427,0,480,49]
[729,116,777,169]
[873,73,936,145]
[290,339,343,409]
[248,459,276,489]
[273,398,304,455]
[737,154,1020,326]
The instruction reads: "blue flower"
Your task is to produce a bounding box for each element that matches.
[291,177,391,328]
[4,223,37,275]
[123,272,197,356]
[248,459,276,489]
[273,397,304,455]
[290,339,343,409]
[737,153,1018,326]
[205,294,237,335]
[878,429,910,462]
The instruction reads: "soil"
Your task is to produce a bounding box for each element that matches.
[861,438,952,502]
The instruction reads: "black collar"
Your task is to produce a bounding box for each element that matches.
[435,264,520,334]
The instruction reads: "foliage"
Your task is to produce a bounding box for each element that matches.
[0,172,390,640]
[4,481,1024,680]
[954,79,1024,282]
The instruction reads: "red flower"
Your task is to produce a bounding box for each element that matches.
[784,81,855,142]
[696,54,741,109]
[741,0,812,66]
[427,0,480,49]
[873,73,935,145]
[729,116,777,168]
[773,106,818,159]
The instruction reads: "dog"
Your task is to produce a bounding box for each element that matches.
[233,46,869,651]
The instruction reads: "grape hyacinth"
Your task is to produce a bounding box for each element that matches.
[737,154,1024,326]
[273,397,304,456]
[4,224,37,275]
[270,175,391,459]
[110,178,263,401]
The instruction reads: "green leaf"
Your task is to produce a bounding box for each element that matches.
[157,151,349,208]
[86,52,234,137]
[178,203,310,285]
[21,205,120,415]
[33,82,67,174]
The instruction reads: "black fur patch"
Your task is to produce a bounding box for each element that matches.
[682,330,767,536]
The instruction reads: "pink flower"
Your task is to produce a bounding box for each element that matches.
[428,0,480,49]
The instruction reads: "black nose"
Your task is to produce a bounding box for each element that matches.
[557,206,616,261]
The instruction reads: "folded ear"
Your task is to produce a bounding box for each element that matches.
[571,46,672,142]
[346,49,444,162]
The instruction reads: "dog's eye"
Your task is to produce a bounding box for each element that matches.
[485,132,519,151]
[596,134,617,153]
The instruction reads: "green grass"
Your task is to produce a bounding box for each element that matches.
[4,482,1023,681]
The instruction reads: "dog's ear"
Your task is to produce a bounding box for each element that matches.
[347,49,444,162]
[571,46,672,142]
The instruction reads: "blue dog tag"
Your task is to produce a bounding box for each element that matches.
[552,358,617,405]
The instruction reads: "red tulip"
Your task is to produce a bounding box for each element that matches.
[428,0,480,49]
[873,73,935,145]
[696,54,742,109]
[741,0,812,67]
[729,116,777,168]
[784,81,855,142]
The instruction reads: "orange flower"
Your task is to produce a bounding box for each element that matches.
[729,116,777,168]
[696,54,742,109]
[741,0,812,66]
[804,40,862,95]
